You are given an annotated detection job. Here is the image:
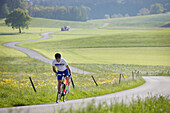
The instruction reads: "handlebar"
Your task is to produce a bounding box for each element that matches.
[56,73,71,77]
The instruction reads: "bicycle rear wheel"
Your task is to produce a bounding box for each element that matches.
[65,91,69,101]
[56,92,59,103]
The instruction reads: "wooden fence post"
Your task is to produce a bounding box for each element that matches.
[91,75,98,86]
[119,73,121,84]
[71,77,75,88]
[29,77,37,92]
[132,71,134,80]
[122,74,125,80]
[136,71,139,77]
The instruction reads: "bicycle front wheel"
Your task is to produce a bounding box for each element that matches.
[62,84,65,102]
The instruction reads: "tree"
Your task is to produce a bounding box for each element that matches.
[150,3,164,14]
[5,8,31,33]
[137,8,150,16]
[165,3,170,12]
[5,0,29,11]
[0,3,9,18]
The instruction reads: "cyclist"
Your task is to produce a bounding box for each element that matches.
[52,53,71,99]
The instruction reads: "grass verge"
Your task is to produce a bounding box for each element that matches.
[71,64,170,76]
[70,96,170,113]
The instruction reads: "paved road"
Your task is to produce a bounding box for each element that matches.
[0,76,170,113]
[98,23,109,29]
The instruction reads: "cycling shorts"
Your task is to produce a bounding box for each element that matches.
[57,69,71,80]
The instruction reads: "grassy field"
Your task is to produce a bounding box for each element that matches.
[18,29,170,66]
[71,64,170,76]
[69,96,170,113]
[16,13,170,66]
[0,13,170,108]
[91,12,170,27]
[0,57,145,108]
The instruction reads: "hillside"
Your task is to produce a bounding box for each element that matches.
[0,12,170,31]
[22,12,170,28]
[91,12,170,27]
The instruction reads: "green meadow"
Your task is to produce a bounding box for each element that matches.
[0,13,170,107]
[16,13,170,66]
[0,56,145,107]
[91,12,170,27]
[18,29,170,66]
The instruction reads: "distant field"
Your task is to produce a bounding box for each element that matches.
[71,64,170,76]
[22,29,170,48]
[91,12,170,28]
[18,29,170,66]
[30,18,102,29]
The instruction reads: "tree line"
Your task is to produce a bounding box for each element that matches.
[29,0,170,19]
[0,0,89,21]
[0,0,170,20]
[28,6,89,21]
[104,3,167,19]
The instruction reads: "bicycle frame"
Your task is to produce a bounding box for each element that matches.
[61,75,69,94]
[56,74,69,103]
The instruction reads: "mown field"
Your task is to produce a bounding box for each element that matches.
[19,29,170,66]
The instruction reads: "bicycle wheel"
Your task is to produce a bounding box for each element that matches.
[56,92,58,103]
[61,83,65,102]
[65,91,69,101]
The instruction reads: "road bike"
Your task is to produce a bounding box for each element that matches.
[56,74,72,103]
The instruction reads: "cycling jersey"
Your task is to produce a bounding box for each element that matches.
[52,58,68,71]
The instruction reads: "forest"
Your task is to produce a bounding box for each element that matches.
[0,0,170,20]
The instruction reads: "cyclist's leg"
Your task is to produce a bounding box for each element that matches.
[57,71,63,93]
[64,69,71,92]
[58,80,62,93]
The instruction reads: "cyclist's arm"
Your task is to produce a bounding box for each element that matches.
[66,65,71,75]
[52,66,57,73]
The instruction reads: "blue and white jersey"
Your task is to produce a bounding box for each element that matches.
[52,58,68,71]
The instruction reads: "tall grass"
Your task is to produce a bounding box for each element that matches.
[71,64,170,76]
[69,96,170,113]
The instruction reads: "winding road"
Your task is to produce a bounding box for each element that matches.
[0,23,170,113]
[3,31,93,74]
